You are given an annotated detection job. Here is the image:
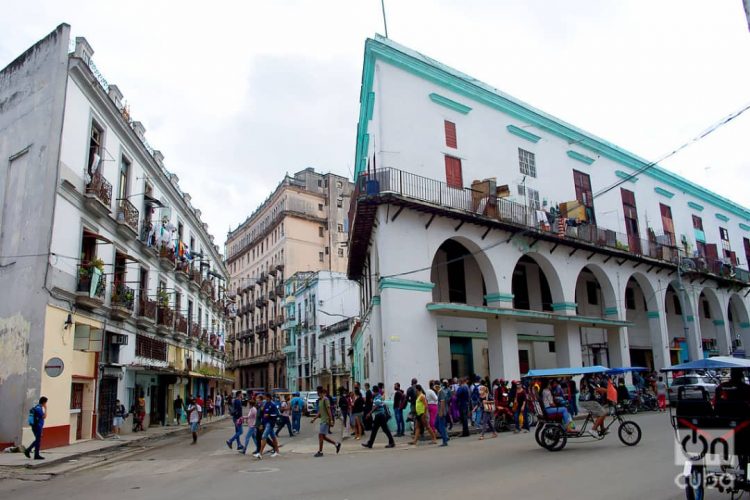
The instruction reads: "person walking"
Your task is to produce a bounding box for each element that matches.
[478,385,497,439]
[241,400,258,455]
[226,412,245,451]
[187,397,202,445]
[276,396,294,438]
[173,395,185,425]
[513,383,530,433]
[24,396,48,460]
[411,385,437,446]
[656,376,668,412]
[406,378,418,435]
[290,392,305,434]
[436,381,450,446]
[311,387,341,457]
[457,377,470,437]
[392,383,406,437]
[112,399,126,439]
[363,384,373,431]
[351,388,365,440]
[470,376,482,427]
[255,394,281,459]
[215,393,223,417]
[426,381,439,433]
[362,385,395,449]
[338,388,351,441]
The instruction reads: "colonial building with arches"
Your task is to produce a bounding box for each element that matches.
[346,36,750,388]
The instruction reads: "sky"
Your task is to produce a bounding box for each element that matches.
[2,1,749,254]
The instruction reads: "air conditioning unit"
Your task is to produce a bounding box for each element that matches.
[111,334,129,345]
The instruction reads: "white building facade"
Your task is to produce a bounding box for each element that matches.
[0,26,229,448]
[347,35,750,389]
[282,271,359,393]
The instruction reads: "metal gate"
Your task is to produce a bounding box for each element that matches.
[71,383,84,440]
[98,377,118,436]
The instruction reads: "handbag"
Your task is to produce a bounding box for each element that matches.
[384,404,392,420]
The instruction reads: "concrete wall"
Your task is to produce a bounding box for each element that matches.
[0,24,71,447]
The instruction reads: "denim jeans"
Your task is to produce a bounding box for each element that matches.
[243,426,258,452]
[436,415,449,444]
[472,406,482,427]
[394,407,405,435]
[228,421,244,448]
[276,416,293,437]
[28,428,43,457]
[545,407,572,427]
[292,412,302,433]
[459,405,470,436]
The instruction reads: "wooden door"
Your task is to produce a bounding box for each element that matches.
[660,204,675,246]
[444,156,463,189]
[621,188,642,254]
[71,383,84,440]
[573,170,595,224]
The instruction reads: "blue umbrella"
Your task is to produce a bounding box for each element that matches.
[606,366,649,375]
[661,356,750,371]
[524,365,610,378]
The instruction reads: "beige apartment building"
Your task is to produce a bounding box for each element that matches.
[225,168,353,390]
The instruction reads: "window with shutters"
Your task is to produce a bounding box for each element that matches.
[659,204,675,246]
[518,148,536,178]
[444,120,457,148]
[444,155,463,189]
[719,227,732,260]
[517,185,540,210]
[693,215,706,257]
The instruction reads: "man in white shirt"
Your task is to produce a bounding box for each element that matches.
[215,394,223,417]
[187,398,202,445]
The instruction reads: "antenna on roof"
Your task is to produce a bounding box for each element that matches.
[380,0,389,38]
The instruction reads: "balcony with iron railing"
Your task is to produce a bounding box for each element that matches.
[137,298,157,327]
[348,167,750,284]
[75,264,107,309]
[190,322,201,339]
[156,305,174,335]
[110,282,135,320]
[174,313,188,337]
[175,259,191,282]
[84,173,113,217]
[115,199,139,237]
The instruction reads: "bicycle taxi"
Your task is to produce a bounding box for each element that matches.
[525,365,642,451]
[665,356,750,500]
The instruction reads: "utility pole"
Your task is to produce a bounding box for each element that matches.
[676,249,693,361]
[380,0,389,38]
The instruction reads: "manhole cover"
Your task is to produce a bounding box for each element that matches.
[240,467,279,474]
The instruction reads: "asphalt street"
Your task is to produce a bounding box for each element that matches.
[0,411,693,500]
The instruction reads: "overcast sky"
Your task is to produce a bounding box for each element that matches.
[2,1,749,252]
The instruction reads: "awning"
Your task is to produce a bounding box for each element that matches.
[661,356,750,372]
[525,365,610,378]
[144,194,165,208]
[83,229,112,244]
[116,250,141,264]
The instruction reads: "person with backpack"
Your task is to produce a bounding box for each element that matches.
[24,396,48,460]
[471,376,482,427]
[112,399,127,439]
[361,385,395,449]
[254,394,280,459]
[337,388,351,441]
[290,392,305,434]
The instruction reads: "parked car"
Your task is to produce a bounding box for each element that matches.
[667,374,718,404]
[303,391,319,415]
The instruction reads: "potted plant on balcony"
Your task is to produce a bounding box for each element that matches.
[78,257,105,293]
[157,289,169,308]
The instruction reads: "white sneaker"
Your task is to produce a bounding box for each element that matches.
[270,451,279,458]
[252,452,262,460]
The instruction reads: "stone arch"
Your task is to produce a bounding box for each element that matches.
[510,251,565,308]
[664,280,699,361]
[430,237,496,306]
[699,287,728,355]
[573,263,618,315]
[728,293,750,354]
[621,272,665,370]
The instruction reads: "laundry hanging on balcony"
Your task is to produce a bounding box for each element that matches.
[90,267,102,298]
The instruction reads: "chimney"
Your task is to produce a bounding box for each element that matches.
[132,121,146,141]
[74,37,94,63]
[107,85,123,109]
[152,150,164,167]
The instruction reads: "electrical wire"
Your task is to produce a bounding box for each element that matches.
[378,101,750,280]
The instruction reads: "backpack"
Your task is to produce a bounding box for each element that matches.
[27,407,36,426]
[383,403,392,420]
[471,384,480,404]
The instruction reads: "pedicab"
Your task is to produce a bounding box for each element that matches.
[665,356,750,500]
[607,366,651,414]
[524,365,642,451]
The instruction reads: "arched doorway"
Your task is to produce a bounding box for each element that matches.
[575,265,617,367]
[664,282,697,362]
[728,294,750,356]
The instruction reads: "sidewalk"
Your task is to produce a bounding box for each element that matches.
[0,416,229,470]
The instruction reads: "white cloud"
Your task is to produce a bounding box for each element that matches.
[2,0,749,250]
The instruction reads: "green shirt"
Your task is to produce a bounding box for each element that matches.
[319,396,333,425]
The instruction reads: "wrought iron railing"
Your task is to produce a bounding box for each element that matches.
[116,199,139,233]
[85,173,113,208]
[138,298,157,320]
[111,282,134,311]
[157,306,174,328]
[175,313,188,334]
[76,266,107,300]
[352,167,750,282]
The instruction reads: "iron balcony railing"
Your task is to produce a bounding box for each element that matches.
[76,266,107,300]
[157,306,174,328]
[85,173,113,208]
[111,282,134,311]
[116,199,139,233]
[138,298,157,320]
[352,167,750,283]
[175,313,188,334]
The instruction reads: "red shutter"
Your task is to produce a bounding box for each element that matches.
[444,120,457,149]
[445,156,463,189]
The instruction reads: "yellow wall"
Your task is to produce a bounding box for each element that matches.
[39,306,98,433]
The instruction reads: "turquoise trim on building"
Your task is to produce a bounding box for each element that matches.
[615,170,638,183]
[426,303,632,327]
[740,322,750,329]
[360,133,370,162]
[507,124,541,143]
[366,92,375,121]
[379,277,435,292]
[604,307,619,316]
[740,224,750,232]
[715,213,730,222]
[567,150,595,165]
[428,92,472,114]
[686,315,695,323]
[484,293,514,304]
[438,330,486,339]
[352,36,750,221]
[713,319,725,326]
[654,187,675,199]
[647,311,660,319]
[551,302,578,312]
[371,296,381,306]
[688,202,705,212]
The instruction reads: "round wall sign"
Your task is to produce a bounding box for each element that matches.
[44,357,64,377]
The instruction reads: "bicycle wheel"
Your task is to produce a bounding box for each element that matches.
[685,464,705,500]
[618,420,642,446]
[535,423,545,447]
[541,424,567,451]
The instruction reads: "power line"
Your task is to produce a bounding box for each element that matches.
[379,101,750,280]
